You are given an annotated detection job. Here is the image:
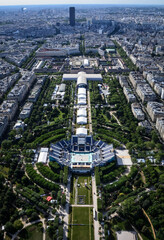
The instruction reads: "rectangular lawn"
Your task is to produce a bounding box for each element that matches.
[77,176,92,204]
[71,207,94,240]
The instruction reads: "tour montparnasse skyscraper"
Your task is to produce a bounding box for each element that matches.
[69,7,75,26]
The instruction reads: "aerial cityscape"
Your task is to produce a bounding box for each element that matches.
[0,2,164,240]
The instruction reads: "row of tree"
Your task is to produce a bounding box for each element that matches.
[26,164,59,192]
[37,163,60,183]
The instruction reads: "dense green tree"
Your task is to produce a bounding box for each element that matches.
[1,140,12,150]
[5,222,15,234]
[13,220,23,231]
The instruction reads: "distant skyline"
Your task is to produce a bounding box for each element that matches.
[0,0,164,6]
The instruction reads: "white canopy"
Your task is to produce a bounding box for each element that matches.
[78,98,87,105]
[78,88,86,95]
[77,72,87,86]
[77,108,87,117]
[38,148,49,163]
[62,72,102,82]
[77,116,87,124]
[76,127,87,136]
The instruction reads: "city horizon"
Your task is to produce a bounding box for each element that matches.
[0,2,164,7]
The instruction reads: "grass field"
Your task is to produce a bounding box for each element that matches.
[0,166,9,178]
[69,207,94,240]
[17,223,43,240]
[69,174,94,240]
[77,176,92,204]
[71,175,92,205]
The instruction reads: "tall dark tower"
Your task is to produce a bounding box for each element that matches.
[69,7,75,26]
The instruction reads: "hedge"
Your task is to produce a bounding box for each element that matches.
[37,163,60,183]
[26,164,59,192]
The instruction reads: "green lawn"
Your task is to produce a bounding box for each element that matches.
[69,175,94,240]
[77,176,92,205]
[71,225,93,240]
[70,207,94,240]
[0,166,9,177]
[18,223,43,240]
[72,207,89,224]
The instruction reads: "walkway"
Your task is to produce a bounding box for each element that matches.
[42,218,46,240]
[35,163,61,186]
[140,171,146,185]
[110,111,122,126]
[142,208,156,240]
[92,175,100,240]
[71,204,93,207]
[63,175,71,240]
[74,178,78,205]
[11,218,45,240]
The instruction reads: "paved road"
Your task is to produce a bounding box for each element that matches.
[71,204,93,207]
[63,175,71,240]
[42,218,46,240]
[74,178,78,204]
[92,175,100,240]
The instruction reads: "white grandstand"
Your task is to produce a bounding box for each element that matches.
[49,137,115,172]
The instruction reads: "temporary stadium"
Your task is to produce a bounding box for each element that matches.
[49,135,115,172]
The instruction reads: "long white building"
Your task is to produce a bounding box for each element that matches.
[62,71,102,83]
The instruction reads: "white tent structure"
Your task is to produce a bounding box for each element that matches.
[62,71,102,83]
[78,98,87,105]
[76,127,88,136]
[77,108,87,117]
[38,148,49,163]
[78,95,86,100]
[77,116,87,124]
[78,88,86,95]
[77,72,87,87]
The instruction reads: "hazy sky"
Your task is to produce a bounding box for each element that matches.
[0,0,164,6]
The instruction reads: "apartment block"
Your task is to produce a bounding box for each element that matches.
[131,103,145,120]
[19,102,33,119]
[138,120,152,132]
[147,102,164,122]
[19,72,36,89]
[0,116,8,137]
[123,87,136,103]
[136,84,156,103]
[156,117,164,141]
[129,72,146,89]
[0,100,18,120]
[119,76,129,88]
[7,83,28,102]
[0,73,20,97]
[28,85,42,102]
